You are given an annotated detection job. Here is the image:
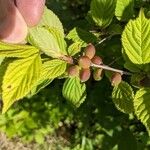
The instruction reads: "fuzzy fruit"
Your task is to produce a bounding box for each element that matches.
[16,0,45,27]
[84,43,96,59]
[91,56,103,65]
[0,0,28,43]
[67,65,79,77]
[93,68,103,81]
[111,73,122,86]
[78,56,91,69]
[80,68,91,82]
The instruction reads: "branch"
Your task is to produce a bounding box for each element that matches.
[91,63,132,75]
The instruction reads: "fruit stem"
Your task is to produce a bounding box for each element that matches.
[95,35,113,46]
[91,63,132,75]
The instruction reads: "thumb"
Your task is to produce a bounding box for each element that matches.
[0,0,28,43]
[15,0,46,27]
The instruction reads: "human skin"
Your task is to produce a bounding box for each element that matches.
[0,0,45,43]
[15,0,46,27]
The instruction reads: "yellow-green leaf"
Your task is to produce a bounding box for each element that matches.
[115,0,134,21]
[0,42,39,58]
[41,59,67,79]
[112,81,134,114]
[122,10,150,64]
[68,42,83,56]
[28,59,67,97]
[134,88,150,134]
[28,27,64,58]
[47,27,67,55]
[2,54,42,113]
[39,7,64,36]
[62,77,86,107]
[66,27,98,47]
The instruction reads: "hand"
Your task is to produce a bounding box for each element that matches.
[0,0,45,44]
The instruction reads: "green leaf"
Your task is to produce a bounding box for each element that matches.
[62,77,86,107]
[112,81,134,114]
[47,27,67,55]
[115,0,134,21]
[28,27,65,58]
[134,88,150,134]
[122,50,142,73]
[40,59,67,79]
[122,10,150,64]
[2,54,42,113]
[67,27,98,47]
[90,0,116,28]
[0,42,39,58]
[27,78,53,97]
[68,42,83,56]
[39,7,64,36]
[28,59,66,96]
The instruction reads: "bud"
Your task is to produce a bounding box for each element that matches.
[84,43,96,59]
[91,56,103,65]
[80,68,91,82]
[78,56,91,69]
[111,73,122,86]
[61,55,73,64]
[93,68,103,81]
[66,56,74,64]
[67,65,79,77]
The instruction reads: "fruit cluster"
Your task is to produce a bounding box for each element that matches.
[67,43,104,82]
[65,43,122,86]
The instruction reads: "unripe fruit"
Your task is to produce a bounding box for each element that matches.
[16,0,45,27]
[0,0,28,43]
[78,56,91,69]
[91,56,103,65]
[67,65,79,77]
[111,73,122,86]
[84,43,96,59]
[80,68,91,82]
[93,68,103,81]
